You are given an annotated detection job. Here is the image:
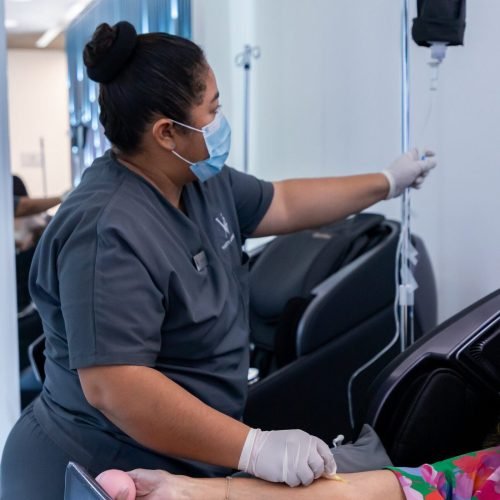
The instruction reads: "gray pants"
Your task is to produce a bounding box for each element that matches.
[1,402,71,499]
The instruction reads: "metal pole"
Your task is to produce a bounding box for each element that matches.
[0,0,21,453]
[40,137,48,197]
[243,53,251,174]
[235,44,260,174]
[399,0,414,351]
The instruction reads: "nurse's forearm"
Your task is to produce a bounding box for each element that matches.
[79,365,250,469]
[253,174,389,237]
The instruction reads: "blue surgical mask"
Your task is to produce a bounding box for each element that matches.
[171,110,231,182]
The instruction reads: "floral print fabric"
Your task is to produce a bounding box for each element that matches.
[388,447,499,500]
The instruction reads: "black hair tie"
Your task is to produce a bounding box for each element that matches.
[87,21,137,83]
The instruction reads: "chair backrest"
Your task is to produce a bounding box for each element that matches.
[296,230,437,358]
[366,289,500,466]
[249,214,387,353]
[250,213,386,324]
[28,334,46,384]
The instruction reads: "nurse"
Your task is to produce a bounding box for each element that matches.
[0,21,436,499]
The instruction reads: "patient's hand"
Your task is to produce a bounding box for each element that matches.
[127,469,188,500]
[96,469,136,500]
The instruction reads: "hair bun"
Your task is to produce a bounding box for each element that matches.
[84,21,137,83]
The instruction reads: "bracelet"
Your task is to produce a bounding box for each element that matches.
[224,476,232,500]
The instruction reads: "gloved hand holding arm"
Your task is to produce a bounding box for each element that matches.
[238,428,336,487]
[382,149,437,199]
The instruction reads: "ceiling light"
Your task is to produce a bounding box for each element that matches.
[5,19,19,29]
[36,0,94,48]
[36,27,63,48]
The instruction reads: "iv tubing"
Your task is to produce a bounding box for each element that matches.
[346,0,413,429]
[399,0,413,352]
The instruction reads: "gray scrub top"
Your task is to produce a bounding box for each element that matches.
[29,150,273,471]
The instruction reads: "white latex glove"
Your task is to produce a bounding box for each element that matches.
[238,428,336,487]
[382,149,437,199]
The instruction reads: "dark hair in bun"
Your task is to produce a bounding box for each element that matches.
[83,21,208,153]
[83,23,115,66]
[84,22,138,83]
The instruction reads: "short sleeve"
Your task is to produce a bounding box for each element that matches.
[58,225,165,370]
[225,167,274,238]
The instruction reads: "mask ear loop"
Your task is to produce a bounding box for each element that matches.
[171,119,203,133]
[171,150,195,166]
[169,119,203,166]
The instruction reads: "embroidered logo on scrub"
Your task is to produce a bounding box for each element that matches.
[215,212,235,250]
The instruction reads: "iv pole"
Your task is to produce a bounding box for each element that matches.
[40,137,48,197]
[400,0,466,351]
[399,0,414,352]
[235,44,260,174]
[346,0,415,429]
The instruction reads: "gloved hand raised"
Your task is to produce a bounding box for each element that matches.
[238,428,336,487]
[382,149,437,199]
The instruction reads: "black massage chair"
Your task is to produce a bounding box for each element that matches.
[366,289,500,466]
[244,213,437,442]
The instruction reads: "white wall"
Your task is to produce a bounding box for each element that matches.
[7,49,71,198]
[0,1,21,457]
[192,0,257,171]
[193,0,500,323]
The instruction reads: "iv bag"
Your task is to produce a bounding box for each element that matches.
[412,0,466,47]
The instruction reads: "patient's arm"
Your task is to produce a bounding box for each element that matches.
[124,469,404,500]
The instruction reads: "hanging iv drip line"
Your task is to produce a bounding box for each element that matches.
[347,0,414,430]
[427,42,446,92]
[416,46,444,152]
[235,44,260,174]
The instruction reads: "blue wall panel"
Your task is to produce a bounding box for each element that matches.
[66,0,191,183]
